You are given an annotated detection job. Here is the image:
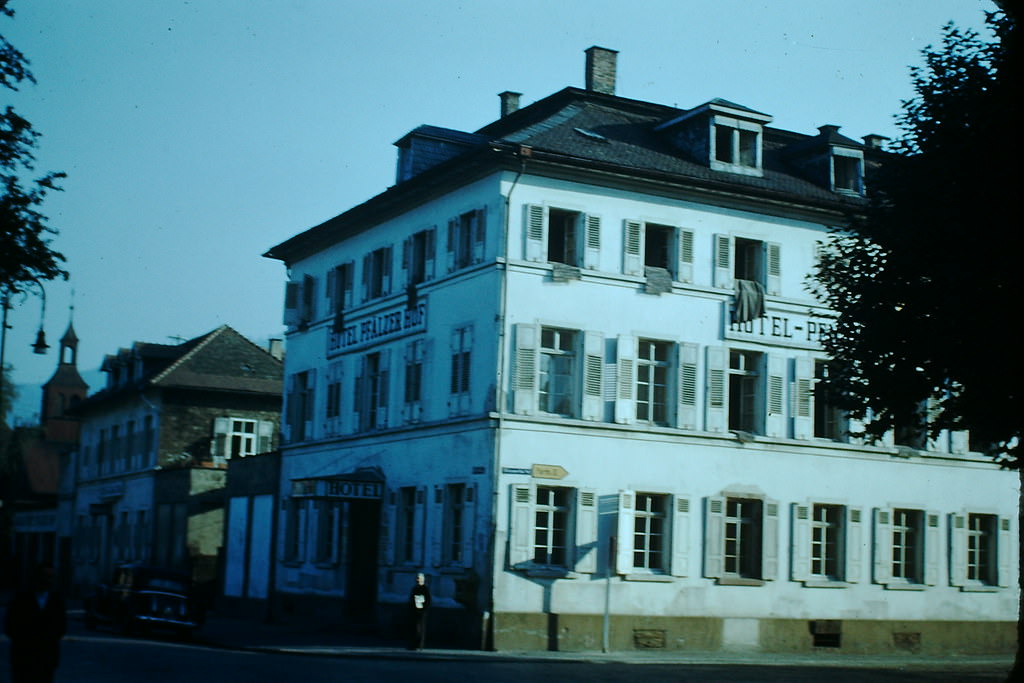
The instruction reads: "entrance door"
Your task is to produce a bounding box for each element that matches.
[345,500,380,619]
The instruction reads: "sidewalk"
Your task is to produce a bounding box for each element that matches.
[187,609,1016,672]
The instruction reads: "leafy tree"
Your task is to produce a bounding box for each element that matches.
[1,0,67,294]
[811,9,1020,464]
[811,9,1021,677]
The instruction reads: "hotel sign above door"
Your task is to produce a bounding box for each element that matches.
[327,301,427,356]
[291,477,383,500]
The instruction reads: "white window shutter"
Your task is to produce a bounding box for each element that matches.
[762,498,780,580]
[377,349,390,429]
[583,214,601,270]
[400,236,411,289]
[623,220,643,276]
[703,496,726,579]
[582,331,604,421]
[676,342,699,430]
[380,492,396,566]
[705,346,728,433]
[354,360,366,430]
[473,206,487,263]
[998,516,1012,587]
[790,503,811,582]
[873,508,893,584]
[325,267,336,307]
[430,486,443,567]
[283,281,300,327]
[615,335,636,424]
[793,357,814,440]
[846,415,865,445]
[575,488,598,574]
[949,430,969,454]
[925,510,940,585]
[713,234,733,289]
[461,484,476,568]
[361,253,372,301]
[304,368,317,440]
[845,506,863,583]
[257,420,274,454]
[211,417,230,459]
[525,204,546,262]
[949,513,967,587]
[446,217,458,272]
[670,496,690,578]
[413,486,427,566]
[513,324,538,415]
[765,241,781,295]
[425,227,436,280]
[677,228,694,283]
[615,490,635,574]
[509,484,533,567]
[765,354,786,437]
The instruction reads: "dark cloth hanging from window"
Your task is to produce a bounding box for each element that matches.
[733,279,765,323]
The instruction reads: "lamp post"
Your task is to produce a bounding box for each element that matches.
[0,282,50,424]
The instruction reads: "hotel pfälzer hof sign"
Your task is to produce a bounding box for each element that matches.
[725,304,836,350]
[328,301,427,356]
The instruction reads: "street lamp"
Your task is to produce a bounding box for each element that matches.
[31,283,49,355]
[0,282,50,420]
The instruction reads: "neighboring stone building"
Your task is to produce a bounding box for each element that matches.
[69,325,282,593]
[263,47,1017,654]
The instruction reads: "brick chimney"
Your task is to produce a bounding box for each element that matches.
[584,46,618,95]
[499,91,521,118]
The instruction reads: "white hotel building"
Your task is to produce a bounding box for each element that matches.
[263,48,1017,654]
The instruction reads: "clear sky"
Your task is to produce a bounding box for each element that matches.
[2,0,997,421]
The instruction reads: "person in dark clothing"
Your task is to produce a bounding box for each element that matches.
[4,563,67,683]
[408,572,431,650]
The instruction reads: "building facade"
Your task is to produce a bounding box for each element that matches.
[69,325,282,593]
[264,48,1017,654]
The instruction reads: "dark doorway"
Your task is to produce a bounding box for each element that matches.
[345,500,380,619]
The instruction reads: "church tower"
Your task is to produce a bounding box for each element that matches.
[39,322,89,444]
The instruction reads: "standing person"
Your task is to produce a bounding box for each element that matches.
[4,563,67,683]
[408,572,431,650]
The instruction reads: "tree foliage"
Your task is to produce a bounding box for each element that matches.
[810,10,1021,464]
[0,0,67,294]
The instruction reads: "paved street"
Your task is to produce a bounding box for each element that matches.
[0,615,1012,683]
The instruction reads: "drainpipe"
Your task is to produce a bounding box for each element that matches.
[486,146,528,650]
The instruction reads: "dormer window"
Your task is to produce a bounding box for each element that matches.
[831,148,864,195]
[655,99,772,179]
[711,117,763,175]
[715,123,758,167]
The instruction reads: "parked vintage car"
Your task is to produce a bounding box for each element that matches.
[83,564,206,637]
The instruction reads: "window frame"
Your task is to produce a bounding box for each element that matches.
[873,506,940,588]
[616,491,690,579]
[538,327,579,417]
[709,116,764,176]
[704,494,779,585]
[508,483,598,577]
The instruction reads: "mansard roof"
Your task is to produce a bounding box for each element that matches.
[267,86,883,265]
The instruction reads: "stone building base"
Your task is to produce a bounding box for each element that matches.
[492,613,1017,656]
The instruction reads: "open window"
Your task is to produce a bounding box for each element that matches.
[623,220,694,285]
[525,204,601,271]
